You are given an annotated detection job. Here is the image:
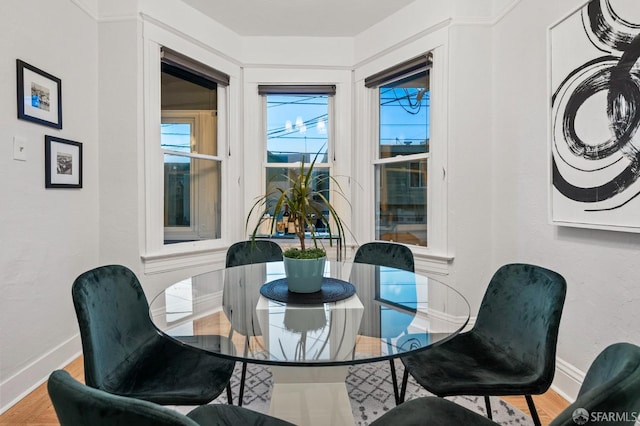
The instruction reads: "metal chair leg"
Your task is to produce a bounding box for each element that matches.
[226,382,233,405]
[389,359,401,405]
[238,362,248,407]
[484,396,492,420]
[525,395,542,426]
[399,367,409,403]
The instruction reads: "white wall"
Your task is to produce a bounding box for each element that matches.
[444,23,495,311]
[241,37,354,67]
[98,19,143,273]
[0,0,99,411]
[491,0,640,399]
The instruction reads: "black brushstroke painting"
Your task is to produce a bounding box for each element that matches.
[552,0,640,213]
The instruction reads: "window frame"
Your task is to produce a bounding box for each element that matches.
[142,24,239,274]
[261,90,336,220]
[161,110,223,242]
[373,70,430,246]
[355,45,451,273]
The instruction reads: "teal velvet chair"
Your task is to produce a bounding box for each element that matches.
[72,265,236,406]
[226,240,282,268]
[48,370,295,426]
[225,240,282,406]
[353,241,415,405]
[399,263,567,425]
[353,241,415,273]
[372,342,640,426]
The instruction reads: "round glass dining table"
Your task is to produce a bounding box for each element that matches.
[149,261,469,426]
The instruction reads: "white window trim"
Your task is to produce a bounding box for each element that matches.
[141,23,239,274]
[355,45,452,275]
[260,92,336,229]
[373,152,429,165]
[241,69,352,242]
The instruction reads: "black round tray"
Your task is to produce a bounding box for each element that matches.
[260,277,356,304]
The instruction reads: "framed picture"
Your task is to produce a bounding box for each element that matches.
[16,59,62,129]
[45,136,82,189]
[549,0,640,233]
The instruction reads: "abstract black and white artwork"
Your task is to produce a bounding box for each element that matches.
[550,0,640,232]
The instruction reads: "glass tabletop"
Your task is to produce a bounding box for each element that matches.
[149,261,470,367]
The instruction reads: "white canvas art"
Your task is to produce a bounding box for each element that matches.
[550,0,640,232]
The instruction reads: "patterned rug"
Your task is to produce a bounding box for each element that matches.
[187,361,534,425]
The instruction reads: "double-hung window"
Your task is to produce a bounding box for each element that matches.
[160,48,228,244]
[259,85,335,232]
[366,55,431,247]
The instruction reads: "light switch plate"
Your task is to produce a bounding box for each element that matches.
[13,136,27,161]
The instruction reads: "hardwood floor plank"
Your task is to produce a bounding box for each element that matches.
[0,356,569,425]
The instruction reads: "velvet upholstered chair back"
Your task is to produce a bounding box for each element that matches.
[225,240,283,268]
[549,342,640,426]
[48,370,198,426]
[353,242,415,272]
[72,265,159,391]
[473,263,567,390]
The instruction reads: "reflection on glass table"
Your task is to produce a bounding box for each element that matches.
[149,261,469,426]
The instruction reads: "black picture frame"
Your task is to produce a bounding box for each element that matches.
[17,59,62,129]
[45,135,82,189]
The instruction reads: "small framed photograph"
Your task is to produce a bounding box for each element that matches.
[17,59,62,129]
[45,136,82,189]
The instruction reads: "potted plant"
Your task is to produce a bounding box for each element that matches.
[247,152,347,293]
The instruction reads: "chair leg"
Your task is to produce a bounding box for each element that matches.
[525,395,542,426]
[389,359,401,405]
[484,396,492,420]
[399,367,409,404]
[226,383,233,405]
[238,362,248,407]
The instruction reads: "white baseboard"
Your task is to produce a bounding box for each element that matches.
[0,334,82,414]
[551,355,585,403]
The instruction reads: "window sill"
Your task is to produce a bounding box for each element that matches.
[141,243,228,274]
[411,247,453,276]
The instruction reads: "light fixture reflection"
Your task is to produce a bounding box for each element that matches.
[317,119,326,134]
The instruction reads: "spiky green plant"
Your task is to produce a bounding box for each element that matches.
[247,151,348,258]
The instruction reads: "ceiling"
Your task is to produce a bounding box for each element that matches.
[180,0,417,37]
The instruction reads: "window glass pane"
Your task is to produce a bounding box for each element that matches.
[164,154,191,227]
[375,160,427,246]
[266,95,329,163]
[161,59,220,245]
[265,167,331,232]
[161,67,216,110]
[161,123,192,153]
[164,155,221,243]
[379,71,430,159]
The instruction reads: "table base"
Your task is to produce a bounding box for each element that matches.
[269,366,354,426]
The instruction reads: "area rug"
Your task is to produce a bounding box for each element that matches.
[187,361,534,425]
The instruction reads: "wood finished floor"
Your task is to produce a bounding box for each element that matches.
[0,355,570,426]
[0,309,570,425]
